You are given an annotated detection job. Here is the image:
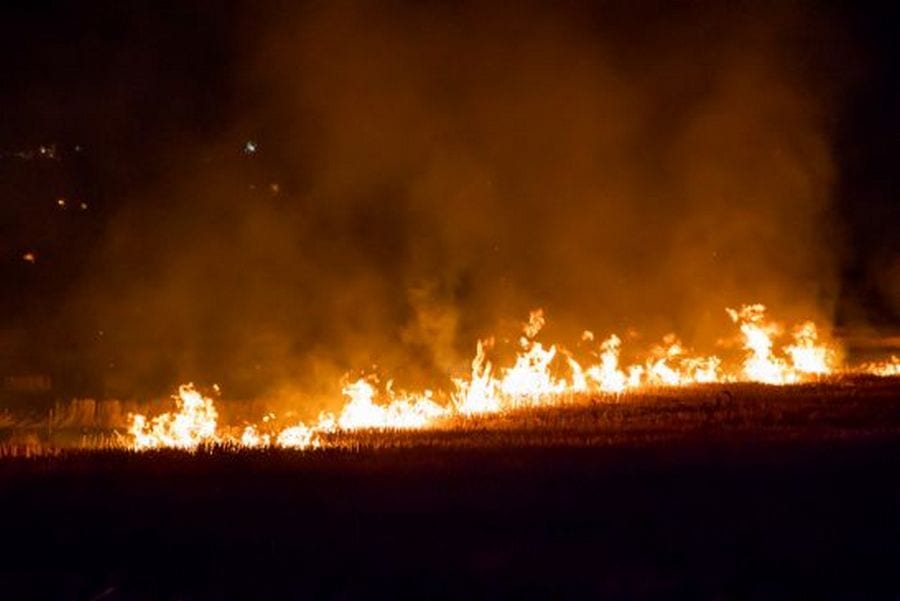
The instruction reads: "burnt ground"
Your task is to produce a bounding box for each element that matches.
[0,379,898,600]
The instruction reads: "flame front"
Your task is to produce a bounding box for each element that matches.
[126,304,897,451]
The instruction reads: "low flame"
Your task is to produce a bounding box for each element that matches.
[336,379,445,430]
[859,355,900,377]
[126,304,897,451]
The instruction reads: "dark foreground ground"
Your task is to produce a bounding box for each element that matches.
[0,379,898,600]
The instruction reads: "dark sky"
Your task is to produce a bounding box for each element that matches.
[0,1,897,402]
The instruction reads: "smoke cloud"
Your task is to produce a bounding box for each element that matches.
[70,1,847,408]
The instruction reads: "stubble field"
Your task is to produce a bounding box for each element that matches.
[0,377,898,599]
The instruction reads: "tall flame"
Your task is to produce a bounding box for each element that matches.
[784,321,834,375]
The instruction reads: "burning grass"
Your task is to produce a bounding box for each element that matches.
[117,304,899,452]
[2,376,898,458]
[6,303,897,455]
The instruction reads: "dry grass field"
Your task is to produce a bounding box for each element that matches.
[0,377,898,599]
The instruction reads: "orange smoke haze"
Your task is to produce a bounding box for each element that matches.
[67,2,857,413]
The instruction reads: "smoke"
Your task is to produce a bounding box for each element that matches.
[71,1,847,406]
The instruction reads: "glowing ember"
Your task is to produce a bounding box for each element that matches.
[126,304,896,451]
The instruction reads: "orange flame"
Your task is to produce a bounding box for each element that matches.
[126,304,896,451]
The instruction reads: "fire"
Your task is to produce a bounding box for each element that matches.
[336,379,446,430]
[276,423,323,449]
[129,384,220,450]
[584,334,628,393]
[126,304,897,451]
[859,356,900,377]
[498,310,571,404]
[784,321,834,375]
[726,305,841,384]
[452,340,500,415]
[727,304,789,383]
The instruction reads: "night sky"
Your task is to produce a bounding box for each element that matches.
[0,1,897,401]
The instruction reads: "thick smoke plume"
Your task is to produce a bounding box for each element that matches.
[72,1,846,409]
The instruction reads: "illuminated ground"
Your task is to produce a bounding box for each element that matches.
[0,378,898,598]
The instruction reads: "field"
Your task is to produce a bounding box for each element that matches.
[0,377,898,599]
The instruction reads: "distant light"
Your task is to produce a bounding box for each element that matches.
[243,140,258,154]
[79,202,88,210]
[269,182,280,194]
[56,198,67,208]
[38,144,57,159]
[22,252,36,263]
